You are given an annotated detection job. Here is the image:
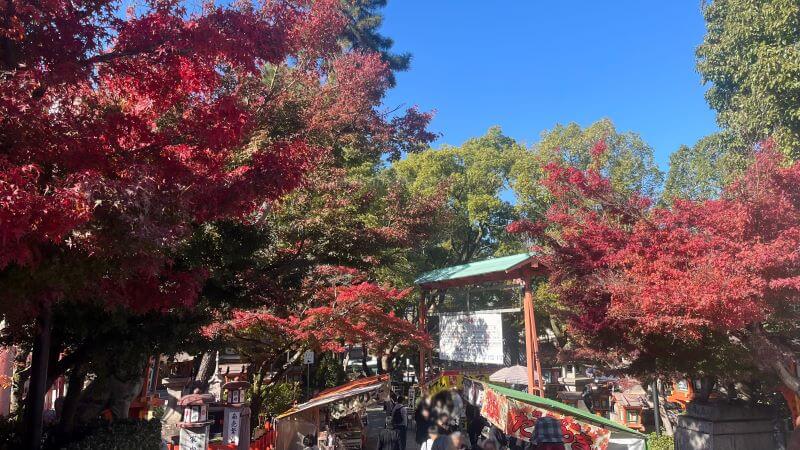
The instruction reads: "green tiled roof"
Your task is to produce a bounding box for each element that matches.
[485,382,647,438]
[414,253,534,286]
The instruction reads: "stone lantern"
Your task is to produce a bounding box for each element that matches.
[177,390,214,450]
[223,380,248,405]
[221,381,252,449]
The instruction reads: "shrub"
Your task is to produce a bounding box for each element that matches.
[261,381,302,417]
[647,433,674,450]
[314,353,346,390]
[0,416,21,450]
[65,419,162,450]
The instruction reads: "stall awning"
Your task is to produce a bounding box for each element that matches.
[414,253,542,289]
[484,382,646,438]
[275,374,389,420]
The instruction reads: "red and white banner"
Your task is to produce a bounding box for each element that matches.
[480,386,610,450]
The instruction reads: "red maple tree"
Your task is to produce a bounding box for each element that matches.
[0,0,432,444]
[510,141,800,396]
[205,265,430,354]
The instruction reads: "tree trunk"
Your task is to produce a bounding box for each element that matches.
[54,367,86,445]
[11,347,30,418]
[380,351,395,375]
[748,325,800,395]
[361,343,372,376]
[24,305,52,450]
[74,357,146,424]
[657,380,674,436]
[192,351,215,391]
[249,360,268,432]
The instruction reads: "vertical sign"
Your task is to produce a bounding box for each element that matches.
[224,407,241,445]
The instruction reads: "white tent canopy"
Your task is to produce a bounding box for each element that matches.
[489,365,537,386]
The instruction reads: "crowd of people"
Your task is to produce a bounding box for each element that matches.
[379,390,566,450]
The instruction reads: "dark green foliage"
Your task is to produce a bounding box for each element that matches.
[697,0,800,157]
[256,381,302,417]
[61,419,161,450]
[315,353,347,390]
[0,416,21,450]
[340,0,411,85]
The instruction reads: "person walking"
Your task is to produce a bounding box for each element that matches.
[449,432,468,450]
[378,417,402,450]
[385,392,398,415]
[436,412,453,435]
[414,399,432,446]
[530,416,565,450]
[420,425,451,450]
[392,396,409,450]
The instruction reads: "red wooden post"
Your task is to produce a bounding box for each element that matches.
[522,276,545,396]
[418,289,427,391]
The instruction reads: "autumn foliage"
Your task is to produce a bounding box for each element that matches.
[205,265,430,353]
[510,141,800,392]
[0,0,432,324]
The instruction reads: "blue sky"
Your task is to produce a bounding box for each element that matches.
[380,1,719,171]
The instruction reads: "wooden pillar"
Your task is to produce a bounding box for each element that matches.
[418,289,427,391]
[522,277,545,396]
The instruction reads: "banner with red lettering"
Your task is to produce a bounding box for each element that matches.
[480,386,610,450]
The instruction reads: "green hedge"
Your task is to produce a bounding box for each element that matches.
[65,419,162,450]
[647,433,674,450]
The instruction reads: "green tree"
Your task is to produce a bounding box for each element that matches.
[391,127,524,272]
[697,0,800,157]
[511,118,663,218]
[340,0,411,85]
[314,353,348,390]
[662,131,751,203]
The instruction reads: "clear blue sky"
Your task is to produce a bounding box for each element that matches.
[380,1,719,170]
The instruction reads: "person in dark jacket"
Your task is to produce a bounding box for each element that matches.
[421,424,451,450]
[392,396,408,450]
[378,417,402,450]
[415,400,432,445]
[385,392,398,414]
[436,412,453,434]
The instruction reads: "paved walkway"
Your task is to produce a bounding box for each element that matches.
[365,407,418,450]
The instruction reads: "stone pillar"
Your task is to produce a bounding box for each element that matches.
[675,402,785,450]
[223,406,251,449]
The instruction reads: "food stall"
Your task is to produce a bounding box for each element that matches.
[275,375,390,450]
[462,378,648,450]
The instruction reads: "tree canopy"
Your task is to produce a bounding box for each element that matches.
[510,141,800,396]
[511,119,663,219]
[697,0,800,157]
[0,0,435,444]
[391,127,523,270]
[662,131,751,203]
